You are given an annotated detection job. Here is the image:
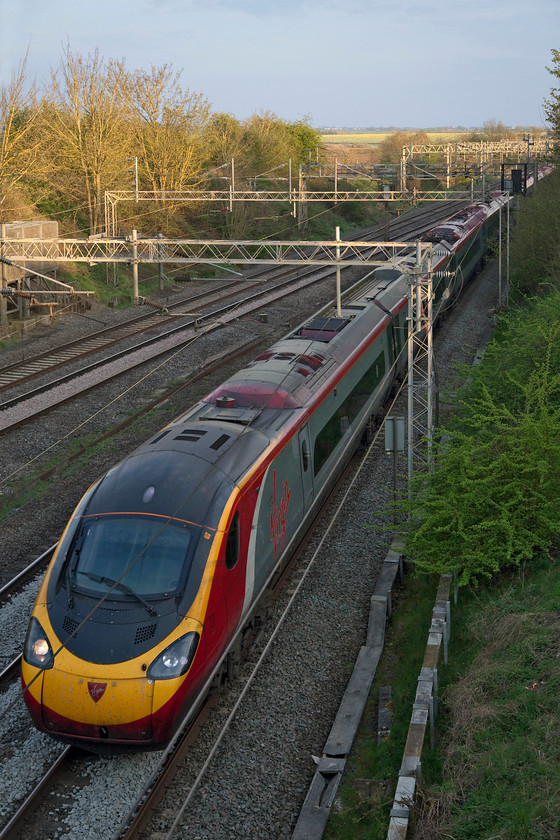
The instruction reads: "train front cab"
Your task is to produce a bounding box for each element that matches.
[20,442,247,749]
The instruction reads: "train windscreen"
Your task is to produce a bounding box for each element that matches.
[69,515,193,597]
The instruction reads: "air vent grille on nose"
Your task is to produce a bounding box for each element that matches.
[63,615,80,637]
[134,624,157,644]
[210,434,230,451]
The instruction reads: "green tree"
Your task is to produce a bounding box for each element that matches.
[124,64,211,200]
[240,110,294,174]
[460,290,560,412]
[285,117,322,164]
[509,167,560,295]
[544,48,560,156]
[203,112,245,169]
[399,313,560,586]
[403,371,560,585]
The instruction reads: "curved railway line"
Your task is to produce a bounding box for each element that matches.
[0,201,465,425]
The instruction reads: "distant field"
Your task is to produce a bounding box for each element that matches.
[321,132,466,146]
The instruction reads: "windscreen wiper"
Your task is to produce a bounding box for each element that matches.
[65,528,85,609]
[81,572,158,617]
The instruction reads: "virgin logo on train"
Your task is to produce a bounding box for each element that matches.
[88,682,107,703]
[270,471,291,558]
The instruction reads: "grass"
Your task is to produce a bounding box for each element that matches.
[421,556,560,840]
[324,556,560,840]
[55,260,196,308]
[324,571,439,840]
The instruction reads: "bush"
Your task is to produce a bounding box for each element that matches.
[510,168,560,296]
[399,312,560,586]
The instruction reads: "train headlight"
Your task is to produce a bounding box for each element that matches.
[23,617,55,670]
[147,632,199,680]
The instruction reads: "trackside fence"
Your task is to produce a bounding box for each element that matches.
[386,572,454,840]
[291,543,404,840]
[291,551,457,840]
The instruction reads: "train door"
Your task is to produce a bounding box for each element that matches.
[223,509,246,636]
[298,426,314,515]
[391,310,408,377]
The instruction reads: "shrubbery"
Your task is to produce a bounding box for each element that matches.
[400,289,560,585]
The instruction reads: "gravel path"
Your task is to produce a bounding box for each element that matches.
[0,261,500,840]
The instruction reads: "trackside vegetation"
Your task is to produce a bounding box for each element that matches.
[325,135,560,838]
[400,295,560,586]
[399,167,560,587]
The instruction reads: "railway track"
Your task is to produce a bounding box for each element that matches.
[0,279,244,393]
[0,426,368,840]
[0,201,465,437]
[0,266,345,433]
[0,545,57,692]
[0,201,463,399]
[0,746,76,840]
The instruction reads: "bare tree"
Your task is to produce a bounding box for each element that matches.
[481,119,515,141]
[44,46,128,233]
[124,65,211,202]
[376,130,430,163]
[0,53,43,216]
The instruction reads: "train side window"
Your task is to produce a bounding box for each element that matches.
[302,439,309,472]
[313,351,386,476]
[225,512,240,570]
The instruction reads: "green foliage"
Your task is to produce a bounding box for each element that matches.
[510,167,560,295]
[55,260,190,307]
[544,48,560,155]
[400,311,560,586]
[285,117,322,164]
[429,559,560,839]
[454,292,560,414]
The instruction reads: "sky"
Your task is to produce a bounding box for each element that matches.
[0,0,557,129]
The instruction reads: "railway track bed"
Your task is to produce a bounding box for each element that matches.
[0,199,467,430]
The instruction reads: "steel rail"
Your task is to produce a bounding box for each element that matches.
[0,280,244,393]
[0,544,57,600]
[0,746,76,840]
[0,202,469,435]
[0,201,462,403]
[0,655,22,690]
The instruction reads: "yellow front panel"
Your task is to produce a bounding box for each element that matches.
[41,668,153,725]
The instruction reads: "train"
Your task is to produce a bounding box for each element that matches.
[21,194,506,750]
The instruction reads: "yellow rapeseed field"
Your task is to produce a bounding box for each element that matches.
[321,132,466,146]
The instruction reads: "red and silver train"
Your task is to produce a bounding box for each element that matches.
[21,196,505,749]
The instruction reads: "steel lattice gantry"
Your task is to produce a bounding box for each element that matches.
[103,189,476,235]
[0,234,424,266]
[407,242,437,478]
[1,233,438,473]
[401,137,552,166]
[401,137,554,188]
